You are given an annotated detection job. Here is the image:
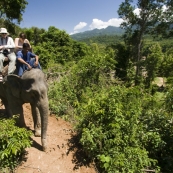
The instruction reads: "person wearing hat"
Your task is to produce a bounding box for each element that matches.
[0,28,16,80]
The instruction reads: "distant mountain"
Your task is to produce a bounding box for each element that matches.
[70,26,124,41]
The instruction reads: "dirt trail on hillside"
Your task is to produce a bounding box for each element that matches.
[1,103,96,173]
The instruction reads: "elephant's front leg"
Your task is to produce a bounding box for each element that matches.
[1,97,13,118]
[11,103,25,127]
[5,92,25,126]
[30,103,41,137]
[12,105,27,128]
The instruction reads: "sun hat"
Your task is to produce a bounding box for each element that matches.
[0,28,8,34]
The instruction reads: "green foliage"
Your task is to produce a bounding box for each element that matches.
[140,90,173,173]
[75,86,161,172]
[70,78,173,173]
[164,87,173,113]
[145,43,163,87]
[33,26,89,68]
[71,45,116,94]
[160,47,173,78]
[76,35,123,45]
[45,27,173,172]
[0,19,20,36]
[0,0,28,23]
[22,27,46,46]
[118,0,171,38]
[48,77,77,119]
[108,42,131,80]
[118,0,172,85]
[48,45,116,116]
[0,116,32,170]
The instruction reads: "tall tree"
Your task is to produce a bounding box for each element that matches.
[118,0,172,85]
[0,0,28,23]
[145,43,163,87]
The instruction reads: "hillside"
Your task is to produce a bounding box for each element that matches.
[70,26,124,41]
[70,26,173,47]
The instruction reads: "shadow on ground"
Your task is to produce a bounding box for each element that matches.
[67,134,96,171]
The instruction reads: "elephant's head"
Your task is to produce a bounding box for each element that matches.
[3,74,35,101]
[3,74,21,98]
[3,74,35,114]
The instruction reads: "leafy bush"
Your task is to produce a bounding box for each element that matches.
[0,117,32,170]
[74,84,173,172]
[48,45,116,117]
[48,77,77,119]
[33,26,89,69]
[75,86,161,172]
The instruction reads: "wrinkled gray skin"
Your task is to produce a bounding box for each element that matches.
[0,69,49,151]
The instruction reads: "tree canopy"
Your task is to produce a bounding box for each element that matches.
[0,0,28,23]
[118,0,173,84]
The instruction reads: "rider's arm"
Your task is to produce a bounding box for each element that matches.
[17,57,30,66]
[0,40,3,51]
[17,52,31,68]
[17,57,32,70]
[30,53,39,63]
[35,55,39,63]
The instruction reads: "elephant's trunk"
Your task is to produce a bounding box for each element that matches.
[37,98,49,151]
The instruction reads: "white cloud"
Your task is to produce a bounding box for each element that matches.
[89,18,123,30]
[74,22,87,31]
[70,18,123,34]
[133,8,140,15]
[71,5,169,34]
[69,30,79,35]
[162,5,167,12]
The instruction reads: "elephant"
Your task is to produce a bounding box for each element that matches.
[0,68,49,151]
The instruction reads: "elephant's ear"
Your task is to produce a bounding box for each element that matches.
[4,75,22,98]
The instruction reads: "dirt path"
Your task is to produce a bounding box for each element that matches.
[12,104,96,173]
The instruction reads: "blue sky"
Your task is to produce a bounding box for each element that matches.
[20,0,124,35]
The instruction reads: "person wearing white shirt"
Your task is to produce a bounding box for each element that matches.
[0,28,16,78]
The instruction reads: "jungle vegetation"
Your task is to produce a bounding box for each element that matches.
[1,0,173,172]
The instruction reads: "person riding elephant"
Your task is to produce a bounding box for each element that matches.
[0,28,16,81]
[14,33,32,53]
[16,43,41,77]
[2,68,49,151]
